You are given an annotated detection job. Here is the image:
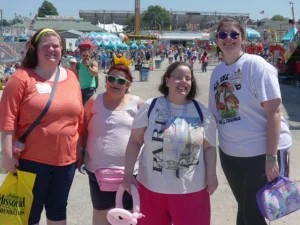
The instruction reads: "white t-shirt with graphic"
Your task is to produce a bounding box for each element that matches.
[132,97,216,194]
[208,53,292,157]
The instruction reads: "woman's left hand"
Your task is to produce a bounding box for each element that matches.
[207,173,218,195]
[265,161,280,182]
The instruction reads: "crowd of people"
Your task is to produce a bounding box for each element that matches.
[0,63,21,84]
[0,16,293,225]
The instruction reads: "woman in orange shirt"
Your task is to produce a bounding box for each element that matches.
[0,29,85,225]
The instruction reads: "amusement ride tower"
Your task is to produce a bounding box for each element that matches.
[134,0,140,35]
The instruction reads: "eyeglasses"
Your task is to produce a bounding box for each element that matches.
[106,75,129,85]
[82,55,90,57]
[217,31,240,40]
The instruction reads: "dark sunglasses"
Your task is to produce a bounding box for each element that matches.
[217,31,240,40]
[82,54,90,57]
[106,75,129,85]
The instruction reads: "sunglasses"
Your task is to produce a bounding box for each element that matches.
[82,54,90,57]
[217,31,240,40]
[106,75,129,85]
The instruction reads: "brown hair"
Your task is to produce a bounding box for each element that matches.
[216,18,245,40]
[158,61,198,100]
[22,29,64,68]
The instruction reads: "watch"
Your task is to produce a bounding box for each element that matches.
[266,154,277,162]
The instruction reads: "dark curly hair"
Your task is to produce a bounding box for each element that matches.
[22,28,65,68]
[158,61,198,100]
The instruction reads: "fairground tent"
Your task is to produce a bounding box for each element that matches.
[97,22,124,33]
[281,27,298,41]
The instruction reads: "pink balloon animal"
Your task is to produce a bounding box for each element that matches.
[107,184,145,225]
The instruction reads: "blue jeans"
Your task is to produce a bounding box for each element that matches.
[18,159,76,225]
[81,87,96,105]
[202,62,208,72]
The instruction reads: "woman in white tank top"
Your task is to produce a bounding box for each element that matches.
[78,59,143,225]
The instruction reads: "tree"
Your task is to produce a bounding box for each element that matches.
[141,5,170,30]
[271,15,287,21]
[38,0,59,17]
[124,16,135,33]
[0,19,10,26]
[10,17,23,25]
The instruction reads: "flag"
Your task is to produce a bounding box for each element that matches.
[259,10,264,14]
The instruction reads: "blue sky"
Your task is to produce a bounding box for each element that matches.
[0,0,299,21]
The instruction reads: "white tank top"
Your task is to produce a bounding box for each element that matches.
[84,93,140,172]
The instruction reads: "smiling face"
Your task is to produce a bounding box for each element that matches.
[166,65,192,99]
[216,21,244,57]
[37,35,62,67]
[105,69,131,97]
[81,50,90,64]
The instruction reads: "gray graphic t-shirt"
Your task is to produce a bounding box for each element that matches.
[132,97,216,194]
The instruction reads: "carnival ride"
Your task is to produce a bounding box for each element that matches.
[127,0,158,40]
[278,1,300,85]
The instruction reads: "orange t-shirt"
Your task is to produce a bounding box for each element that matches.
[0,68,85,166]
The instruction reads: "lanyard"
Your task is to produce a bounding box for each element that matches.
[165,97,187,161]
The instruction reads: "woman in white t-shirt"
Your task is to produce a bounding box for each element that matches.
[123,61,217,225]
[78,57,143,225]
[208,18,292,225]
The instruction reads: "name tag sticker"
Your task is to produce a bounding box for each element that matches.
[35,83,52,94]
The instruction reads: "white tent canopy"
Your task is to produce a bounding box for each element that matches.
[159,32,211,40]
[97,21,124,33]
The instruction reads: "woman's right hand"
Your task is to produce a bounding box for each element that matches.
[76,149,85,174]
[122,173,138,195]
[2,154,19,173]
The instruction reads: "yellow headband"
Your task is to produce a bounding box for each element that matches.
[35,29,58,44]
[113,54,132,68]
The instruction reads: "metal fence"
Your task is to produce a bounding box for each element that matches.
[0,42,26,65]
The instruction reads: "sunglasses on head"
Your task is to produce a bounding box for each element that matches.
[106,75,129,86]
[217,31,240,40]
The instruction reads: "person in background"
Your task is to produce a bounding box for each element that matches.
[14,62,21,70]
[183,49,188,62]
[108,51,114,69]
[78,55,143,225]
[0,28,85,225]
[201,52,209,72]
[187,48,192,61]
[123,61,218,225]
[192,49,198,61]
[4,63,15,76]
[145,50,151,63]
[78,49,99,104]
[208,17,292,225]
[68,57,78,79]
[101,50,108,73]
[276,57,286,76]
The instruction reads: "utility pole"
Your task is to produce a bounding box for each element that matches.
[290,1,296,25]
[0,9,3,38]
[134,0,140,35]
